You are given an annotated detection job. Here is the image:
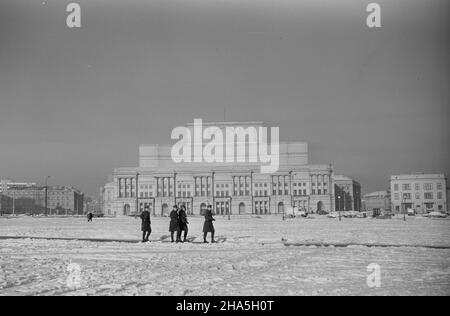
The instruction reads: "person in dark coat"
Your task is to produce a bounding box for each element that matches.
[169,205,181,243]
[140,206,152,242]
[177,205,189,243]
[87,212,93,222]
[203,205,216,243]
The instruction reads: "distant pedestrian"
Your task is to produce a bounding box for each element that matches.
[140,206,152,242]
[178,205,189,243]
[169,205,181,243]
[87,212,93,222]
[203,205,216,243]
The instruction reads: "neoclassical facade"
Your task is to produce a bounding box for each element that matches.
[103,121,335,216]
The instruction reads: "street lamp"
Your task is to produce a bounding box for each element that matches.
[45,176,51,216]
[402,196,406,222]
[136,172,140,217]
[343,192,347,219]
[12,190,15,216]
[337,195,342,221]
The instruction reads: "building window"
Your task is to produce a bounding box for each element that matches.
[437,183,443,191]
[415,193,420,200]
[424,192,433,200]
[394,184,399,191]
[403,193,411,200]
[437,192,443,200]
[415,183,420,191]
[402,184,411,191]
[424,183,433,191]
[394,193,400,200]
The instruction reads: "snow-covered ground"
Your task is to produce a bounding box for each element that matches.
[0,216,449,296]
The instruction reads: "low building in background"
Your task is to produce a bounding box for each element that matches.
[47,186,84,215]
[1,186,45,214]
[0,194,13,215]
[0,179,85,215]
[84,197,101,216]
[390,174,447,214]
[363,190,391,216]
[0,179,37,193]
[101,182,116,216]
[333,175,362,213]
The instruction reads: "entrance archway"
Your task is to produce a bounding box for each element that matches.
[200,203,207,216]
[239,202,246,214]
[278,202,284,214]
[123,204,130,216]
[317,201,323,214]
[161,203,169,216]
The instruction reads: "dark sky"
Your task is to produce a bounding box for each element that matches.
[0,0,449,197]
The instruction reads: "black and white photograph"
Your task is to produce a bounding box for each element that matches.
[0,0,449,301]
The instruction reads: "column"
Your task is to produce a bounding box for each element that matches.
[278,176,282,195]
[244,176,248,196]
[163,178,167,197]
[271,176,274,196]
[239,176,242,196]
[130,178,133,198]
[199,177,202,197]
[250,172,254,198]
[174,173,177,199]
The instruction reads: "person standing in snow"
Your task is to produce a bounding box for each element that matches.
[178,205,189,243]
[203,205,216,243]
[140,206,152,242]
[169,205,181,243]
[87,212,93,222]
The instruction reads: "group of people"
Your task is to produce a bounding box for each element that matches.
[140,204,216,244]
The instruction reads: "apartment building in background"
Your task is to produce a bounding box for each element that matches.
[390,174,447,214]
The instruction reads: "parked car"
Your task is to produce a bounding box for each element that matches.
[285,206,307,218]
[327,212,338,219]
[343,211,359,218]
[427,212,447,218]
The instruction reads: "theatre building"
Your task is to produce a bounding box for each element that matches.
[103,121,336,216]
